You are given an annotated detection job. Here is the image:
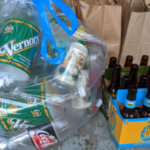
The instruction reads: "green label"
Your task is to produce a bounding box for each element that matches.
[101,77,112,118]
[0,84,53,132]
[104,66,149,81]
[0,18,40,74]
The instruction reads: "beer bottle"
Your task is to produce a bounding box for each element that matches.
[140,55,149,66]
[147,66,150,86]
[129,64,138,86]
[139,86,150,118]
[121,85,137,119]
[108,64,121,93]
[138,75,149,88]
[120,75,130,89]
[124,55,133,67]
[108,57,117,68]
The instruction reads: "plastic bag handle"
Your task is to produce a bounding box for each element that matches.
[32,0,78,65]
[44,0,78,36]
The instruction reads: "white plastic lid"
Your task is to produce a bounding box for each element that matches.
[90,54,97,60]
[5,78,14,87]
[70,42,88,54]
[78,86,86,98]
[0,79,4,88]
[95,99,103,107]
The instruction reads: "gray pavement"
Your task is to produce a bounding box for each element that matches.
[46,111,150,150]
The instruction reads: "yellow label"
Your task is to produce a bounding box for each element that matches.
[127,102,134,107]
[31,110,42,117]
[121,68,130,72]
[8,105,18,114]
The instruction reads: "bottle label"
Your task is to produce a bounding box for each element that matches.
[73,70,91,109]
[124,98,136,109]
[47,38,90,71]
[0,18,40,75]
[0,84,53,132]
[28,123,59,150]
[79,40,90,69]
[57,43,87,86]
[144,97,150,108]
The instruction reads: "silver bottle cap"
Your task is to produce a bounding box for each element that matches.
[78,86,86,98]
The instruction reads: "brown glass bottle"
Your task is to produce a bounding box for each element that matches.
[108,57,117,68]
[120,75,130,89]
[138,75,149,88]
[140,55,149,66]
[124,55,133,67]
[108,64,121,93]
[121,85,137,119]
[147,66,150,86]
[129,64,138,86]
[139,86,150,118]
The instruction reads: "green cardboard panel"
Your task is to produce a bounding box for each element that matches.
[104,66,149,81]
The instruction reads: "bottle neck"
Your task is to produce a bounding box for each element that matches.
[140,61,148,66]
[124,61,132,67]
[108,72,120,93]
[129,70,138,86]
[108,63,115,68]
[120,80,129,89]
[127,92,136,101]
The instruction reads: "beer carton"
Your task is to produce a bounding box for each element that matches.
[101,66,149,120]
[108,88,150,149]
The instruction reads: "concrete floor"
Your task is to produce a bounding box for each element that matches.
[46,111,150,150]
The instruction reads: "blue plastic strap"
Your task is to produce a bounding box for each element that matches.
[43,0,78,36]
[144,97,150,108]
[124,98,136,109]
[32,0,78,65]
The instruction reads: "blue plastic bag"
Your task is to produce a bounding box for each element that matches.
[32,0,78,65]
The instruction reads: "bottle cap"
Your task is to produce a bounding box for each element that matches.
[78,86,86,98]
[142,55,149,61]
[90,54,97,60]
[113,64,121,72]
[110,57,117,62]
[126,55,133,61]
[131,64,138,71]
[141,74,149,82]
[70,42,88,54]
[5,78,14,87]
[0,79,4,88]
[95,99,103,107]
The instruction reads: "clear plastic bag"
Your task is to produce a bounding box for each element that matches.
[0,0,107,150]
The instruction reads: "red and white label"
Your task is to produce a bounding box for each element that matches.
[32,134,57,150]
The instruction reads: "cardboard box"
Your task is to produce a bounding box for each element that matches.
[101,66,149,120]
[100,76,112,120]
[108,88,150,149]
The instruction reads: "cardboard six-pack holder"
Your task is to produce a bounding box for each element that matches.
[108,88,150,149]
[101,66,149,120]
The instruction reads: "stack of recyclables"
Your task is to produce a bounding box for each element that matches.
[0,0,107,150]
